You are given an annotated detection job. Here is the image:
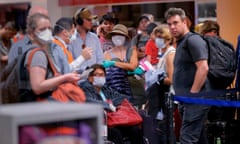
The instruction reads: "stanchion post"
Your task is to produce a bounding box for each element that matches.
[165,92,175,144]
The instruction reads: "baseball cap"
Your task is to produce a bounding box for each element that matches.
[74,8,97,20]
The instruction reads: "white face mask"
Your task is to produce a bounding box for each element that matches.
[112,35,126,46]
[69,33,77,42]
[155,38,166,49]
[56,24,76,43]
[67,31,77,44]
[36,29,53,44]
[93,76,106,87]
[69,29,77,42]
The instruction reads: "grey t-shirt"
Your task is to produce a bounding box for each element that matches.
[24,51,53,79]
[173,32,208,94]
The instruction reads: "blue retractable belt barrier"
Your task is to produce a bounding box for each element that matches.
[174,88,240,107]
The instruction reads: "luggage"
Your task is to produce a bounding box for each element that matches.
[139,110,160,144]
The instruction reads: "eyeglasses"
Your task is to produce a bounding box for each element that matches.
[93,73,105,77]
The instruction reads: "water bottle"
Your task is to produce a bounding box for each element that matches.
[215,137,221,144]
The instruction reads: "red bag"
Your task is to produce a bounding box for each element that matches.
[107,99,143,127]
[27,48,86,103]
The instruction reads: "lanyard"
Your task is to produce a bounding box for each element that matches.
[99,90,107,102]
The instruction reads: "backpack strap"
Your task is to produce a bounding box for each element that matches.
[136,34,141,48]
[9,46,42,91]
[126,47,133,62]
[178,32,204,61]
[177,32,196,49]
[17,46,22,55]
[182,32,212,61]
[27,47,59,77]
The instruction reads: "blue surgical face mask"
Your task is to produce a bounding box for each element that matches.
[155,38,166,49]
[93,76,106,87]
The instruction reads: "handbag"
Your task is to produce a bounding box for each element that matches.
[107,99,143,127]
[27,48,86,103]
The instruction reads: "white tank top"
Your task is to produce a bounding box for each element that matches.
[157,46,176,71]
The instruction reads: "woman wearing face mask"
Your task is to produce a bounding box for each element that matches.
[146,25,176,144]
[22,13,81,102]
[102,24,138,100]
[80,64,129,111]
[155,26,175,86]
[80,64,144,144]
[53,17,93,72]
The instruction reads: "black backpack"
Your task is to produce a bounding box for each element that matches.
[185,34,236,89]
[0,46,36,104]
[204,35,236,89]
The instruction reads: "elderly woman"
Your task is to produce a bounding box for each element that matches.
[146,25,176,144]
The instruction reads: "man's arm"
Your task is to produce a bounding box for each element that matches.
[190,59,208,93]
[0,55,8,62]
[69,48,93,72]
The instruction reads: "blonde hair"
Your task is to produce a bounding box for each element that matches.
[194,22,204,34]
[153,25,172,41]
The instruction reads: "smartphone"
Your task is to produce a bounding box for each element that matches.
[80,68,93,79]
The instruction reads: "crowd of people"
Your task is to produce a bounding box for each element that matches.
[0,5,233,144]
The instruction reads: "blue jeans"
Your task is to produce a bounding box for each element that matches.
[179,103,210,144]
